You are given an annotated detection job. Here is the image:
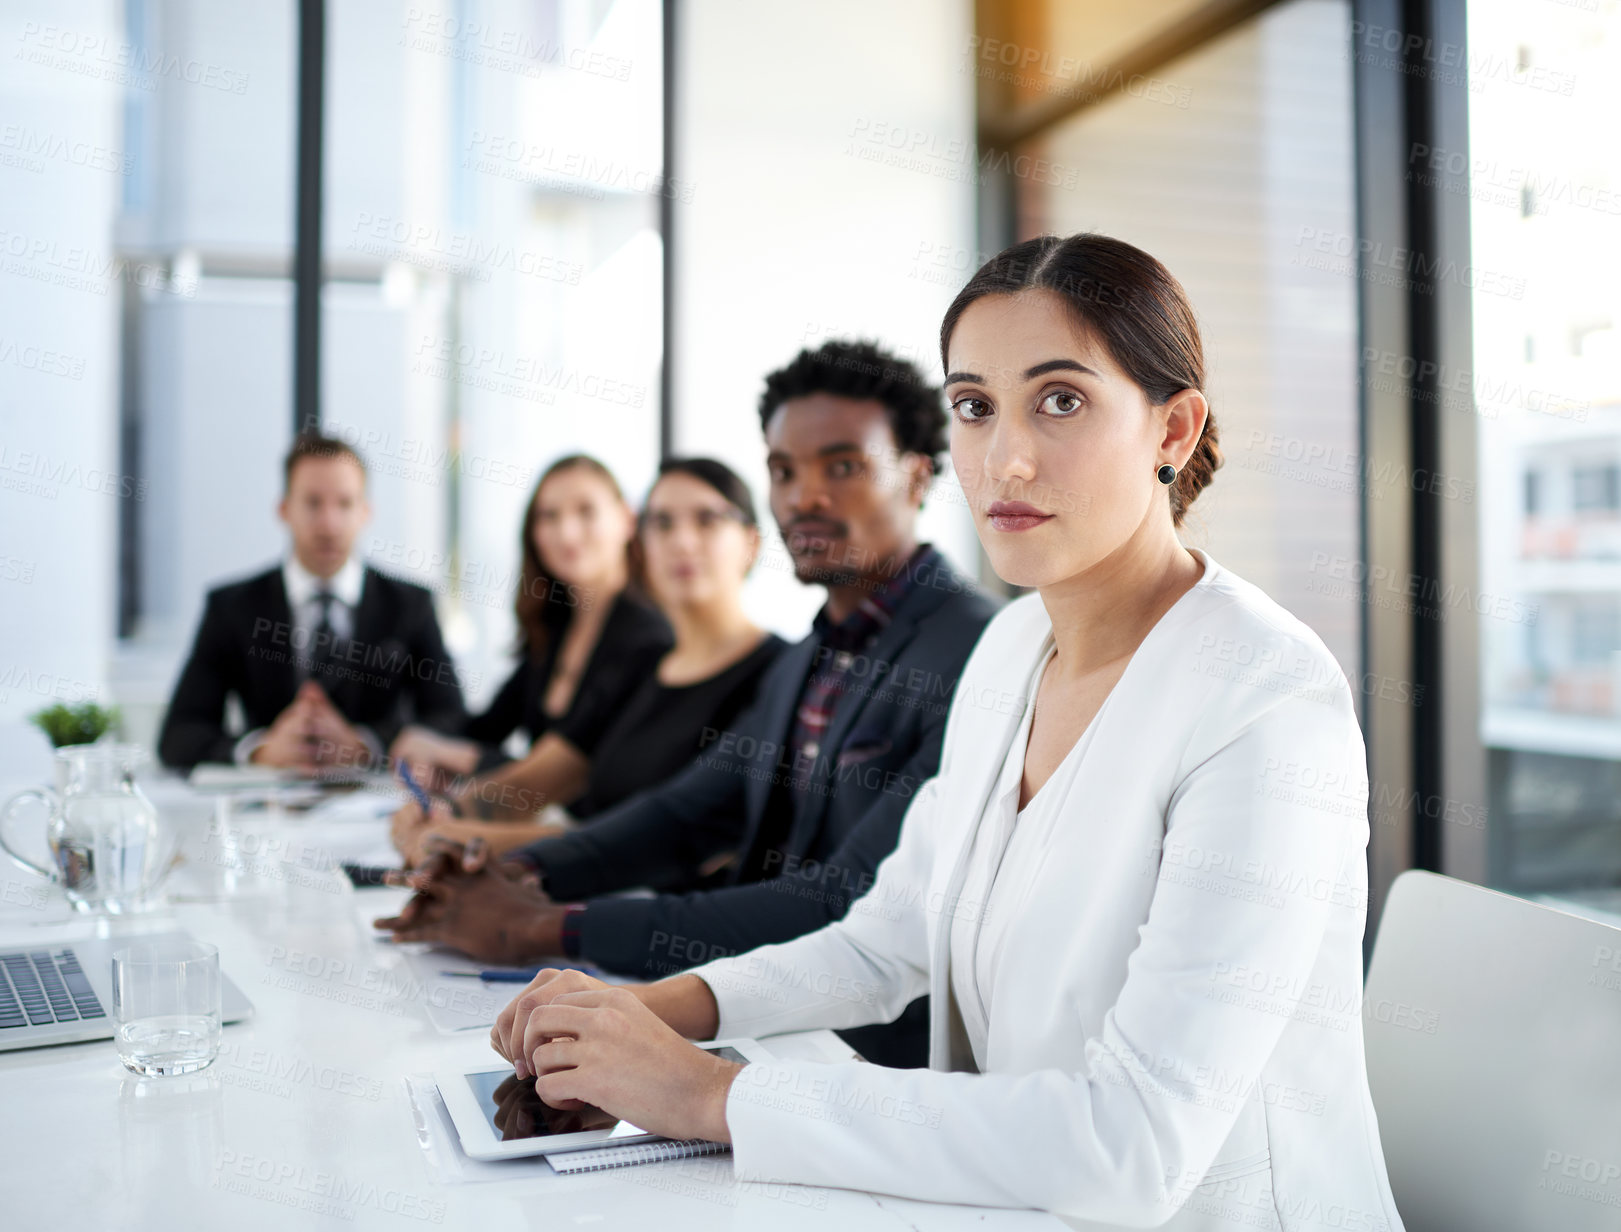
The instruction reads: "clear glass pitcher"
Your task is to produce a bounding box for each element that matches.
[0,744,166,913]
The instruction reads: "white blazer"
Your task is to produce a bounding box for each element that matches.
[690,550,1407,1231]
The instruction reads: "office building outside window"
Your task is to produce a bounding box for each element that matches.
[1470,0,1621,917]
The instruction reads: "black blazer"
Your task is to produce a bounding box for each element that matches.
[516,547,999,1066]
[461,591,674,755]
[158,564,468,770]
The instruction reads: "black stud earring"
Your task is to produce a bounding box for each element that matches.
[1157,463,1177,485]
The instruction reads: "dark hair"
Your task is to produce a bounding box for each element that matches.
[646,456,759,528]
[757,339,947,477]
[939,233,1221,527]
[634,457,760,588]
[283,432,366,491]
[515,455,632,659]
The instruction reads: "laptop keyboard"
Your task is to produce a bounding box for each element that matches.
[0,950,107,1028]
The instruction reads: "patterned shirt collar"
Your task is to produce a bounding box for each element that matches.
[810,542,936,647]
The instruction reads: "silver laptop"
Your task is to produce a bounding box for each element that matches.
[0,932,253,1051]
[1364,871,1621,1231]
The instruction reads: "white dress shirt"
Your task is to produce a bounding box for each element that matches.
[689,549,1406,1230]
[233,554,370,763]
[948,637,1099,1075]
[281,552,365,645]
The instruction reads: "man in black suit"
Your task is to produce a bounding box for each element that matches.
[376,341,999,1066]
[159,433,467,771]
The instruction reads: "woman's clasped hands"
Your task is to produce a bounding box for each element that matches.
[489,968,743,1143]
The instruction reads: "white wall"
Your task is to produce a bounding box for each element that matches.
[671,0,983,638]
[0,0,125,720]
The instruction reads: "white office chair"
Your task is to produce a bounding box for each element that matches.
[1364,870,1621,1230]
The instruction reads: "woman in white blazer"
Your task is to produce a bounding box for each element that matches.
[489,234,1407,1231]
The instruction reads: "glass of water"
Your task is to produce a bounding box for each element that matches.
[111,937,221,1076]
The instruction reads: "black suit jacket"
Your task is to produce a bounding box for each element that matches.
[158,564,468,770]
[516,548,999,1066]
[462,591,674,756]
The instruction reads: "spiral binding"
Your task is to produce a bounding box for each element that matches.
[545,1138,731,1174]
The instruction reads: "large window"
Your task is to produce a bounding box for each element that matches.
[1470,1,1621,917]
[102,0,663,734]
[321,0,665,703]
[6,0,980,746]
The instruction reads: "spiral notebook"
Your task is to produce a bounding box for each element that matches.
[543,1138,731,1173]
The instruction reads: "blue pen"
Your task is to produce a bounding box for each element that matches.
[438,964,593,983]
[396,761,435,813]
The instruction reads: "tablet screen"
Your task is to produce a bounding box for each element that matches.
[467,1045,750,1142]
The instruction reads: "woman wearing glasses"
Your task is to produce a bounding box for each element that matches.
[391,457,784,864]
[488,235,1405,1230]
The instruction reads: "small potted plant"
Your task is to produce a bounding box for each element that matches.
[31,702,122,748]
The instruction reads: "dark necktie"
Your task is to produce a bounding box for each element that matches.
[308,589,341,686]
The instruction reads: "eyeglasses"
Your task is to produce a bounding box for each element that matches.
[641,507,749,536]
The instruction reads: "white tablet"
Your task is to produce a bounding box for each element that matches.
[435,1037,774,1161]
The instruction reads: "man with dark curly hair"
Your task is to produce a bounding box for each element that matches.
[376,340,999,1068]
[758,340,950,593]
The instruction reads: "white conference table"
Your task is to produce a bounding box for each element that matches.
[0,780,1065,1231]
